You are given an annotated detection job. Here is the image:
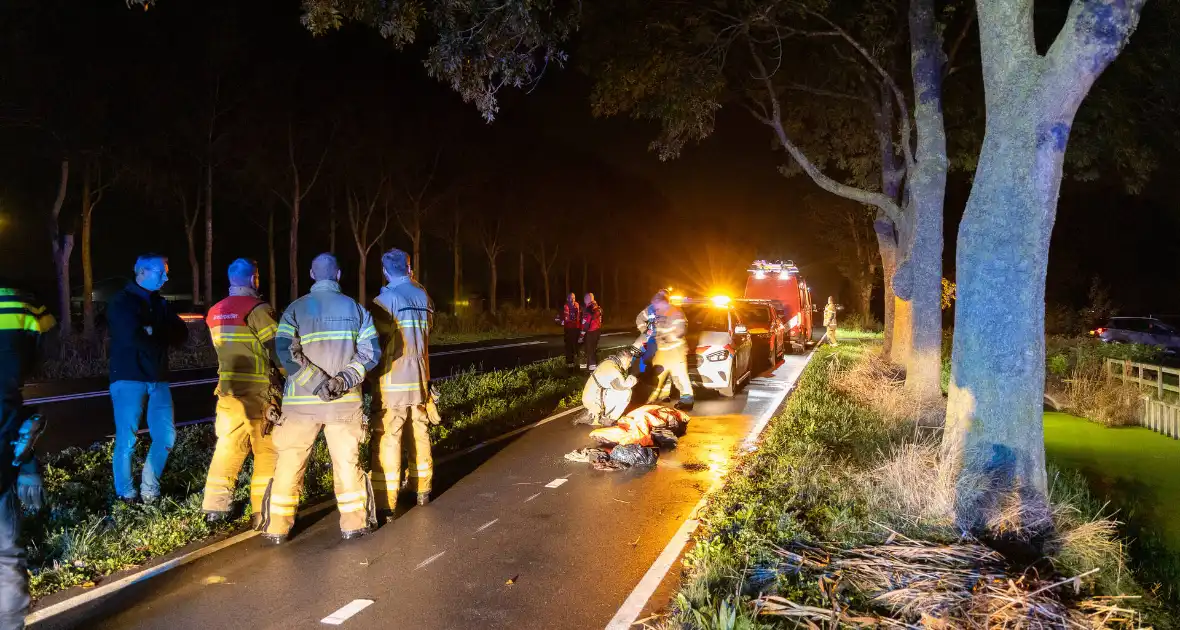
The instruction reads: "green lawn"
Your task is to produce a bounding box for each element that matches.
[1044,412,1180,602]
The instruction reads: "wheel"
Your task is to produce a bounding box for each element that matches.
[767,341,778,370]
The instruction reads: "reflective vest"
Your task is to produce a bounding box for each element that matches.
[0,286,55,488]
[371,277,433,407]
[206,294,278,398]
[581,302,603,333]
[559,302,581,329]
[635,305,686,353]
[275,281,380,421]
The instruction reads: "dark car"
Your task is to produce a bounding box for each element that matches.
[735,300,786,368]
[1094,316,1180,354]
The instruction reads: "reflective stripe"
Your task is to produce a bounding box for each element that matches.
[345,361,367,379]
[358,324,378,341]
[295,367,316,387]
[381,382,424,392]
[369,473,399,483]
[336,491,366,503]
[276,323,296,338]
[0,300,47,314]
[256,324,277,342]
[283,393,363,406]
[220,372,270,383]
[300,330,357,344]
[397,319,429,329]
[268,504,297,516]
[0,312,55,333]
[338,501,367,513]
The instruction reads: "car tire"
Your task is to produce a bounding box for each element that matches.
[719,363,736,397]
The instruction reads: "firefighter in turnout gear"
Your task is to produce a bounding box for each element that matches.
[201,259,281,528]
[0,282,55,628]
[636,291,694,410]
[579,347,641,426]
[261,254,381,543]
[824,296,838,346]
[368,248,438,514]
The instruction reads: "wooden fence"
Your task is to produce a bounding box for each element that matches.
[1106,358,1180,439]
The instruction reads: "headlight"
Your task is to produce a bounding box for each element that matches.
[706,349,730,362]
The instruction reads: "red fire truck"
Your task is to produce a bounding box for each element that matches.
[742,260,815,351]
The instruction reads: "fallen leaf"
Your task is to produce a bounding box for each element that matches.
[202,575,228,585]
[505,575,518,585]
[81,582,96,589]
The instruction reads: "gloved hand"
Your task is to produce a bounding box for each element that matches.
[316,375,348,402]
[335,368,362,391]
[424,400,443,425]
[17,472,44,510]
[263,398,282,435]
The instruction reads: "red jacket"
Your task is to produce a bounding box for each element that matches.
[558,302,581,329]
[581,302,603,333]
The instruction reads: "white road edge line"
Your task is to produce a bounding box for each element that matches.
[26,402,588,625]
[475,519,499,533]
[414,551,446,570]
[430,340,545,357]
[524,493,541,503]
[604,344,820,630]
[321,599,375,625]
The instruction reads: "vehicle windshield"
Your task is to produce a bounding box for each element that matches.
[736,306,770,326]
[682,305,729,332]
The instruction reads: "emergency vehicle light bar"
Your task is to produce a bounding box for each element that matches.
[748,260,799,276]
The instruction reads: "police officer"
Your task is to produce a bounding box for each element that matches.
[201,259,281,527]
[260,254,381,543]
[369,248,438,515]
[0,281,55,628]
[636,291,694,410]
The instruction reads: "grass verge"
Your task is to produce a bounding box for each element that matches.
[669,337,1173,629]
[25,356,589,601]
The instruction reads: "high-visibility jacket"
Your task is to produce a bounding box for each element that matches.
[0,285,55,489]
[581,302,603,333]
[275,280,380,421]
[635,305,687,354]
[824,304,837,327]
[558,302,581,329]
[370,277,433,407]
[206,289,280,399]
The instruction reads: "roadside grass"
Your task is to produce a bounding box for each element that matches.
[669,338,1172,629]
[1044,412,1180,606]
[25,356,592,601]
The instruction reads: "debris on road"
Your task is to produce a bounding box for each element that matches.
[564,405,690,471]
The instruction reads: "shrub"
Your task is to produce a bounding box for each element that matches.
[841,312,882,332]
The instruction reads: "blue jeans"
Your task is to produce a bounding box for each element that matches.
[111,381,176,499]
[0,484,25,630]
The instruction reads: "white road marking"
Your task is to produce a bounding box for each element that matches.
[544,478,568,489]
[26,377,219,405]
[604,349,818,630]
[435,407,584,465]
[475,519,499,533]
[524,493,541,503]
[430,340,545,356]
[414,551,446,570]
[321,599,375,625]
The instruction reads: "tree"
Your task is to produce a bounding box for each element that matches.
[943,0,1148,530]
[79,154,118,341]
[47,159,73,338]
[479,217,505,315]
[394,146,446,277]
[274,121,329,302]
[345,182,390,305]
[532,240,559,309]
[443,203,465,315]
[810,199,879,318]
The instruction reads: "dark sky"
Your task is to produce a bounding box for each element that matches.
[0,0,1175,319]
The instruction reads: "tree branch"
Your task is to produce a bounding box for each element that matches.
[1043,0,1147,118]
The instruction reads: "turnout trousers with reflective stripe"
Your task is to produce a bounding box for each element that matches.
[649,349,693,402]
[201,395,278,516]
[370,405,432,508]
[261,418,373,536]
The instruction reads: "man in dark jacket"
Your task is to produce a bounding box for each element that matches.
[106,254,188,503]
[0,281,54,629]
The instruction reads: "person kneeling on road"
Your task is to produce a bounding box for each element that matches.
[578,346,642,426]
[260,254,380,544]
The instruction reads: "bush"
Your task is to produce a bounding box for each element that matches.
[841,312,882,332]
[35,327,216,382]
[1045,336,1161,426]
[24,356,590,600]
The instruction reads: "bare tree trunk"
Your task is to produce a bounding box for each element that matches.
[412,223,421,280]
[81,162,95,340]
[267,206,277,309]
[489,258,498,315]
[875,219,898,357]
[290,188,300,301]
[581,258,588,296]
[204,165,214,306]
[186,222,200,307]
[542,268,551,308]
[453,241,461,315]
[358,256,368,306]
[49,159,73,338]
[519,251,526,309]
[564,260,570,298]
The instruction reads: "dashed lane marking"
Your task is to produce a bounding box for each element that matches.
[321,599,374,625]
[414,551,446,571]
[524,493,541,503]
[475,519,499,533]
[544,478,568,489]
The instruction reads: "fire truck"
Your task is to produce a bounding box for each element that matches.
[741,260,815,351]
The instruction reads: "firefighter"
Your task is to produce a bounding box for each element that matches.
[579,347,640,426]
[107,254,188,503]
[580,292,603,371]
[556,293,581,370]
[260,254,381,543]
[201,259,282,528]
[637,291,694,410]
[824,296,838,346]
[369,248,438,514]
[0,281,54,629]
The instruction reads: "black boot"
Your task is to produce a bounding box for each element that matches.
[260,533,287,545]
[204,511,230,525]
[341,528,370,541]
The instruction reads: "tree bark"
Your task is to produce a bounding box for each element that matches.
[267,206,277,309]
[81,162,95,341]
[204,165,214,306]
[519,251,526,309]
[489,258,498,315]
[49,159,72,338]
[290,187,300,301]
[453,238,462,315]
[944,0,1145,531]
[897,0,947,403]
[183,186,201,307]
[874,216,899,358]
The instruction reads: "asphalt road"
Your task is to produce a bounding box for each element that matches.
[30,341,816,630]
[26,332,634,454]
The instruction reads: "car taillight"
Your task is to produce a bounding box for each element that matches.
[1091,328,1106,336]
[706,349,730,362]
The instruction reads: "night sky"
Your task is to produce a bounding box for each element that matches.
[0,0,1175,320]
